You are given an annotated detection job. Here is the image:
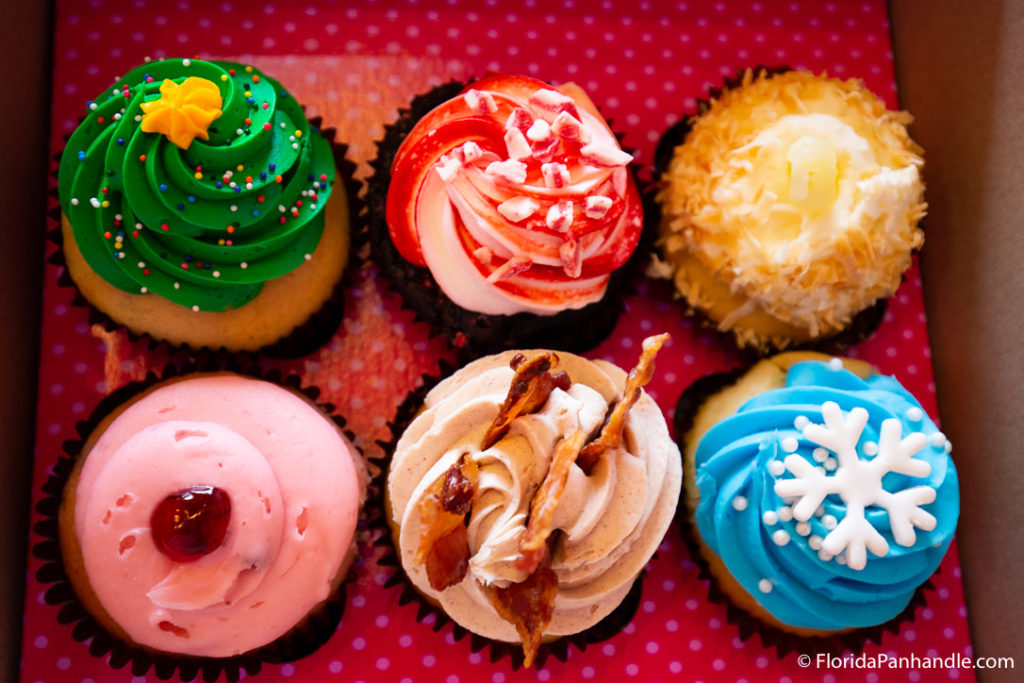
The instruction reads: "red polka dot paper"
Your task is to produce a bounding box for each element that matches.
[26,1,974,682]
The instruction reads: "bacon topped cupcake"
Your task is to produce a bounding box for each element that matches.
[369,74,646,354]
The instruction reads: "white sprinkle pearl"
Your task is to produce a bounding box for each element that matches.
[191,305,199,312]
[929,432,947,448]
[906,407,924,422]
[777,506,794,522]
[781,437,799,453]
[822,515,838,531]
[758,579,773,594]
[794,415,810,430]
[818,549,834,562]
[762,511,779,526]
[732,496,748,511]
[863,441,879,456]
[828,358,844,371]
[809,535,824,550]
[768,461,786,477]
[182,58,191,66]
[812,447,829,463]
[795,522,811,536]
[772,530,791,546]
[825,457,838,472]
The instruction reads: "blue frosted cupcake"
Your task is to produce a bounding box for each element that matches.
[677,352,959,640]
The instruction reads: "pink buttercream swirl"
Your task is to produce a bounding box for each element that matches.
[71,374,364,657]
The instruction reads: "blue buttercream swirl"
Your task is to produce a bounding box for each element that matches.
[694,361,959,631]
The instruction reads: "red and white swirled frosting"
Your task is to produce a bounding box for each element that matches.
[386,74,644,316]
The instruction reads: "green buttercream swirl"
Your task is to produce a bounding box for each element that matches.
[58,58,336,311]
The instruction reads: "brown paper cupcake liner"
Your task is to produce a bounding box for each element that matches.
[366,79,654,359]
[671,367,935,658]
[649,65,891,358]
[48,117,366,359]
[368,360,645,670]
[31,357,367,682]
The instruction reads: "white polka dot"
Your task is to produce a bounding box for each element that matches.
[689,638,702,651]
[328,660,342,674]
[352,636,366,650]
[56,657,71,671]
[625,663,639,676]
[280,663,295,677]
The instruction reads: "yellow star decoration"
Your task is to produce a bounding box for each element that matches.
[140,77,223,150]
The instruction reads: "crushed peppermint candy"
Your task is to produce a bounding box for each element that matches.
[559,239,583,278]
[497,196,540,223]
[585,196,613,218]
[485,159,528,184]
[464,89,497,115]
[504,127,532,160]
[485,256,532,283]
[580,142,633,168]
[546,200,574,234]
[526,119,552,142]
[541,162,570,189]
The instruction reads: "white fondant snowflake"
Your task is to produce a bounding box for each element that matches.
[773,401,938,571]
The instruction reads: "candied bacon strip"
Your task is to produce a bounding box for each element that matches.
[488,543,559,668]
[515,430,585,574]
[415,454,480,591]
[577,333,670,474]
[481,352,571,450]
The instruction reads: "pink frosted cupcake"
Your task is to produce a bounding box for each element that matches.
[48,372,366,677]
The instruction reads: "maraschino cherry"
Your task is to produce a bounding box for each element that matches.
[150,486,231,562]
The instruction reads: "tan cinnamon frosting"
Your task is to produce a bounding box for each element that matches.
[387,350,681,642]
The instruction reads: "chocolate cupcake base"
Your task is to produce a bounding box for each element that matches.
[366,80,653,359]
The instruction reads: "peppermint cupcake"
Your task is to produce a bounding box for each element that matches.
[57,58,353,354]
[384,337,681,666]
[368,74,646,354]
[37,370,366,679]
[654,70,926,351]
[677,352,959,646]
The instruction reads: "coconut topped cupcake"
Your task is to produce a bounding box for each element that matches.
[656,70,926,350]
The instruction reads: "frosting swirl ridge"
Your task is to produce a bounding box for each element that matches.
[58,58,336,312]
[694,361,959,631]
[388,351,681,642]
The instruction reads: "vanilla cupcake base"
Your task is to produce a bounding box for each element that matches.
[60,183,350,355]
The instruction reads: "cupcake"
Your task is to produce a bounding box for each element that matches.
[654,70,926,351]
[57,58,353,354]
[54,372,366,673]
[677,352,959,643]
[368,73,646,354]
[385,335,681,665]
